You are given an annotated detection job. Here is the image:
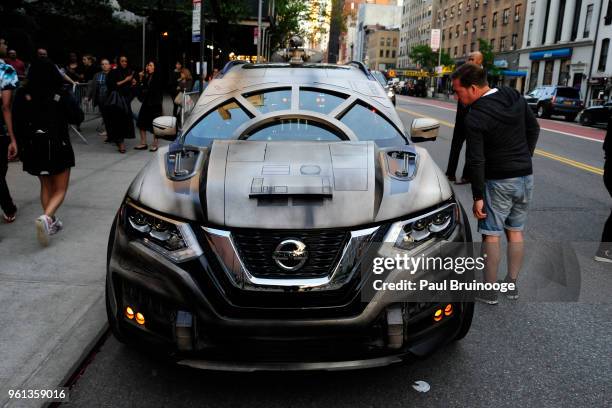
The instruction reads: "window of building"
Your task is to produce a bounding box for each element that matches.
[386,49,390,58]
[515,4,521,21]
[500,36,506,51]
[454,46,458,56]
[530,1,536,15]
[481,15,487,30]
[471,42,475,51]
[444,9,448,20]
[493,12,498,28]
[451,6,455,18]
[584,4,593,38]
[503,8,510,24]
[475,0,479,9]
[456,24,460,36]
[465,21,470,34]
[386,38,391,46]
[463,44,467,55]
[606,1,612,24]
[458,2,463,14]
[527,19,533,46]
[473,18,478,32]
[392,38,398,47]
[543,60,554,85]
[512,33,518,49]
[380,49,384,58]
[599,38,610,71]
[491,38,495,50]
[380,37,385,46]
[392,50,396,58]
[558,59,571,85]
[467,0,471,11]
[571,0,582,41]
[442,29,446,40]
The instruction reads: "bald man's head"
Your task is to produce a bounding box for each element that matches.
[468,51,484,66]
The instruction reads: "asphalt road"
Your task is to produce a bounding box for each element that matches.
[65,96,612,408]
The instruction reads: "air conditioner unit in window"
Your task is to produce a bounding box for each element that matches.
[481,23,485,30]
[472,27,476,32]
[464,30,468,35]
[515,15,520,21]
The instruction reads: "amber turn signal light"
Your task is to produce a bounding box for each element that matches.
[125,306,135,320]
[433,309,443,322]
[135,312,146,325]
[444,304,453,316]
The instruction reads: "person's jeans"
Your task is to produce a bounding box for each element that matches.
[0,136,17,216]
[600,158,612,250]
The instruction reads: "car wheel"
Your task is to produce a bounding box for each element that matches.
[580,112,593,126]
[537,105,549,118]
[453,302,474,341]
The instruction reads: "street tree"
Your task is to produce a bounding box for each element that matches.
[408,44,453,73]
[477,38,501,76]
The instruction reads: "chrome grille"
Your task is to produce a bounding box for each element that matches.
[231,230,349,278]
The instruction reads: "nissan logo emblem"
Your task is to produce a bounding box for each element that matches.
[272,239,308,271]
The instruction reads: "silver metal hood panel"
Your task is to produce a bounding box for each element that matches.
[126,146,205,221]
[205,141,451,229]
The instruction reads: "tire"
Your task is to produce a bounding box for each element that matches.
[453,301,474,341]
[565,114,577,122]
[580,112,593,126]
[537,104,549,118]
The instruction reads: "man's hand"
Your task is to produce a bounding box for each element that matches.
[473,199,487,219]
[7,140,17,160]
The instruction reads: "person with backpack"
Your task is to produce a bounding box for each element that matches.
[12,57,81,246]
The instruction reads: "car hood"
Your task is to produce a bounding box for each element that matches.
[127,141,452,229]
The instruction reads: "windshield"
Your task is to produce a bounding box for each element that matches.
[183,99,252,146]
[339,102,406,145]
[371,71,387,87]
[243,118,343,141]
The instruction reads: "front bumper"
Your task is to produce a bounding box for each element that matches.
[106,206,472,369]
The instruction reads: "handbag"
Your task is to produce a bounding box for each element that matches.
[174,91,184,106]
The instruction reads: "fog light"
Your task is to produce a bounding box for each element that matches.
[135,312,145,325]
[125,306,135,320]
[433,309,443,322]
[444,304,453,316]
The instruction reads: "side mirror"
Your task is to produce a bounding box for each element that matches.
[153,116,177,141]
[410,118,440,143]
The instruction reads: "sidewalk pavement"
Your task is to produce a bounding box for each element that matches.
[0,98,172,408]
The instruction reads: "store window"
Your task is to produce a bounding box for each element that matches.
[558,59,571,85]
[529,61,539,91]
[543,60,554,85]
[493,12,498,28]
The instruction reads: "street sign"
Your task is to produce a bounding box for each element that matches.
[253,27,258,45]
[192,0,201,43]
[430,29,441,51]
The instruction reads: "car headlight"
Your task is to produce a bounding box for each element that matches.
[385,203,458,251]
[122,201,203,263]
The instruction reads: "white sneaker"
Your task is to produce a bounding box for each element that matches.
[36,215,52,246]
[50,217,63,235]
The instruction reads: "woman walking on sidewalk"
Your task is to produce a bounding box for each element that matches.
[134,61,163,152]
[12,59,81,246]
[105,56,135,153]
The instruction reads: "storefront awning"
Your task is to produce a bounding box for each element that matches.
[501,70,527,77]
[529,48,572,60]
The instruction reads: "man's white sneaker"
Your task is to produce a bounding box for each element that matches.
[36,215,52,246]
[594,249,612,263]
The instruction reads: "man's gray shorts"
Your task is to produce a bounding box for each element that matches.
[478,175,534,236]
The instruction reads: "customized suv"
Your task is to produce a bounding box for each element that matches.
[525,86,583,121]
[105,58,474,371]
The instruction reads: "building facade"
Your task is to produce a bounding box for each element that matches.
[435,0,527,90]
[366,27,401,69]
[518,0,602,99]
[354,2,403,64]
[338,0,400,63]
[399,0,436,68]
[589,0,612,103]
